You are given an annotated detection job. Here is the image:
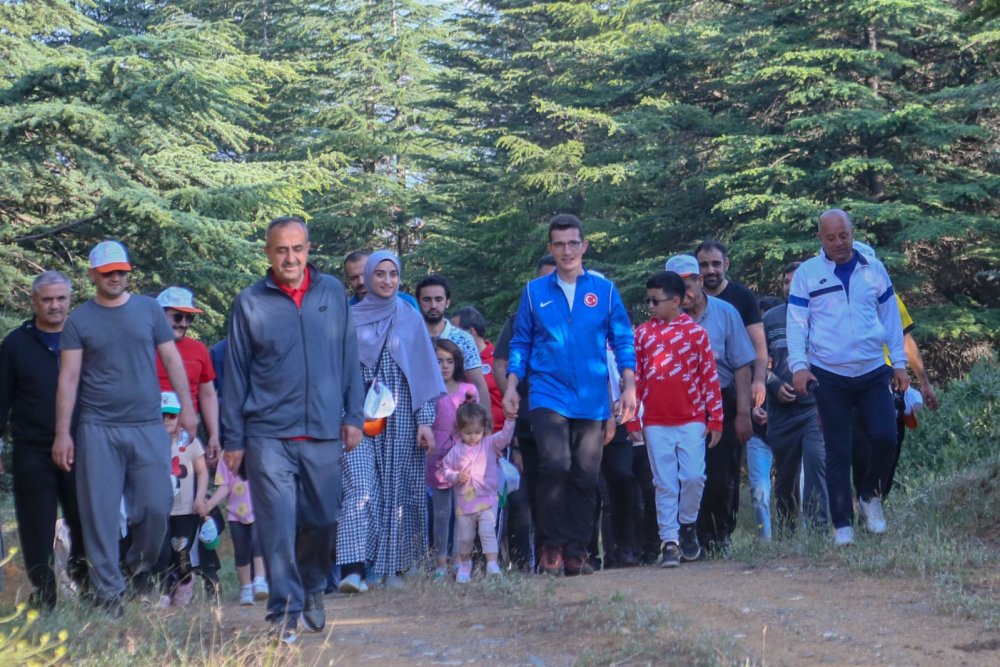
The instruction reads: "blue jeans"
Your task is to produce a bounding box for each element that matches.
[746,435,773,542]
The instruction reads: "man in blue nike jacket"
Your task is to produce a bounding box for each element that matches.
[503,214,637,576]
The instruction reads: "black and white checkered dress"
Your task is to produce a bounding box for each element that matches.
[337,345,436,576]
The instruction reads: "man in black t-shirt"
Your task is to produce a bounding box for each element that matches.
[694,241,767,408]
[695,240,773,544]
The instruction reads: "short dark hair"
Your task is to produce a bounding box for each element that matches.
[266,216,308,242]
[434,338,467,382]
[456,400,491,433]
[548,214,584,242]
[415,275,451,300]
[783,261,802,275]
[646,271,686,300]
[759,296,784,314]
[694,240,727,259]
[536,254,557,273]
[452,306,487,338]
[343,249,369,266]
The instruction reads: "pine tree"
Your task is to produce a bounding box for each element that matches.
[0,2,333,336]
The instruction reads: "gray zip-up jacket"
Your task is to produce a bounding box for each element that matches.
[222,265,364,450]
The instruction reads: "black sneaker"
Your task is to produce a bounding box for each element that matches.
[659,542,680,569]
[679,524,701,562]
[302,591,326,632]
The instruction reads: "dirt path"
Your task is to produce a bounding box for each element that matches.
[216,559,1000,666]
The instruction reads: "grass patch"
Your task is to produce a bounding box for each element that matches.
[729,456,1000,629]
[15,595,312,666]
[574,593,737,666]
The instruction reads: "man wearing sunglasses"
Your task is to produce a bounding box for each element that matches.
[155,287,221,466]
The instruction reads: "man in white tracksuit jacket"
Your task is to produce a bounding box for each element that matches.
[786,209,909,546]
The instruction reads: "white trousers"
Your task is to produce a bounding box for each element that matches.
[644,422,707,543]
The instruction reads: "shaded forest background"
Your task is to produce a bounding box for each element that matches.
[1,0,997,380]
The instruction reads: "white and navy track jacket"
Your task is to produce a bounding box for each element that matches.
[786,249,906,378]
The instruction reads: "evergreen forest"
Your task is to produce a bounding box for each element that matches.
[2,0,998,379]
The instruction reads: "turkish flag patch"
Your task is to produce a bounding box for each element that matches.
[584,292,598,307]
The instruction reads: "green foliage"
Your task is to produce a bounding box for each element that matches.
[0,0,996,365]
[0,551,68,665]
[897,355,1000,488]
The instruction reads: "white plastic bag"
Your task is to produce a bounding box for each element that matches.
[498,457,521,493]
[363,378,396,419]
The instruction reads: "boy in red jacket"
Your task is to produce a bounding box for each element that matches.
[629,271,723,567]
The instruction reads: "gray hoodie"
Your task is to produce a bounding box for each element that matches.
[222,265,364,450]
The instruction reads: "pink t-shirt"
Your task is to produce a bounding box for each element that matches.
[440,418,515,515]
[426,383,478,490]
[214,457,255,524]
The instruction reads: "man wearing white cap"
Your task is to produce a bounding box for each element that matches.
[155,286,220,465]
[53,240,197,615]
[665,253,755,555]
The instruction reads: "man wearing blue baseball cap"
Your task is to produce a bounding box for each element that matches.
[53,240,197,616]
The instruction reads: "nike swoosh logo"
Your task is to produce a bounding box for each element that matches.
[540,300,553,307]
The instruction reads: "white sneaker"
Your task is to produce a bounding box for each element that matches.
[456,561,472,584]
[252,577,269,601]
[834,526,855,546]
[486,561,503,576]
[338,573,365,594]
[239,585,255,606]
[858,496,887,534]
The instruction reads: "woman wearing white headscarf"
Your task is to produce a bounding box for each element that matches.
[337,251,445,590]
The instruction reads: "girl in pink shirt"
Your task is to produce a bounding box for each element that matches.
[427,339,478,577]
[440,402,515,583]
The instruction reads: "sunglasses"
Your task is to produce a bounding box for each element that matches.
[170,312,196,325]
[645,297,674,307]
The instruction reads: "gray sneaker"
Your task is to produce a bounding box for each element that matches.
[858,496,887,534]
[659,542,680,569]
[302,591,325,633]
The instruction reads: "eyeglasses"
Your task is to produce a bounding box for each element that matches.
[170,312,196,325]
[551,240,583,252]
[645,297,673,307]
[99,270,129,278]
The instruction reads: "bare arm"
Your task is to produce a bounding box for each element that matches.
[466,367,493,414]
[53,349,83,471]
[192,454,209,516]
[200,483,229,517]
[493,357,509,395]
[158,341,198,438]
[904,332,938,410]
[747,322,767,408]
[198,381,221,464]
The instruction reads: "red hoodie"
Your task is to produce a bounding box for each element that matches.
[629,313,723,433]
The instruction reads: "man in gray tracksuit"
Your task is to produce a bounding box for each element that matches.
[223,216,364,641]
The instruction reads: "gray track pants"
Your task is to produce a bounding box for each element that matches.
[245,437,342,628]
[75,422,172,602]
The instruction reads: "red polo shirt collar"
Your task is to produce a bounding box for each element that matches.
[272,267,311,308]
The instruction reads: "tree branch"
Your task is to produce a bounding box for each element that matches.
[8,213,104,245]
